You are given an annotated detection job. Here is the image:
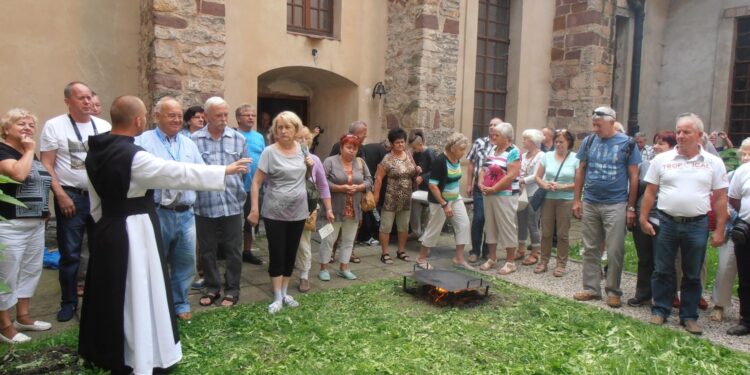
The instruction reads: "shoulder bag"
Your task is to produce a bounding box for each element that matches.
[530,151,570,211]
[358,157,376,212]
[301,145,320,214]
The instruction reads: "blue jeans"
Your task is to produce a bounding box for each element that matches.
[651,214,708,321]
[470,187,489,257]
[156,208,197,314]
[54,189,92,309]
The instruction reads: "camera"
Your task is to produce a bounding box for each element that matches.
[731,217,750,245]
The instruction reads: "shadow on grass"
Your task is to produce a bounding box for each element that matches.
[2,275,748,374]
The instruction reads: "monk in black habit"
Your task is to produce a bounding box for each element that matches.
[79,96,250,374]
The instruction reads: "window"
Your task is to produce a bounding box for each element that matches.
[730,17,750,145]
[287,0,333,37]
[472,0,510,140]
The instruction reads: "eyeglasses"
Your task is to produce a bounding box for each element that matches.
[592,110,612,117]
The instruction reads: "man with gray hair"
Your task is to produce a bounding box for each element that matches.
[466,117,503,262]
[40,81,112,322]
[135,97,204,320]
[640,112,728,335]
[191,97,249,307]
[572,106,640,308]
[635,132,654,161]
[329,120,368,157]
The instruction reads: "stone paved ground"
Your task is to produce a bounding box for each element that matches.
[24,219,747,354]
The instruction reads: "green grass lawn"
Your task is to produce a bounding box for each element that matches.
[568,233,739,298]
[2,278,749,374]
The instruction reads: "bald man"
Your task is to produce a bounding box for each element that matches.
[135,97,205,321]
[79,95,249,374]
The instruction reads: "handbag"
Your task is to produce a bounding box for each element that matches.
[304,209,318,231]
[358,158,376,212]
[302,145,320,214]
[530,151,570,211]
[517,188,528,211]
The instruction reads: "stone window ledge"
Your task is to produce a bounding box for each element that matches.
[287,30,340,41]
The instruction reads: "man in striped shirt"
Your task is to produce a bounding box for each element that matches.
[466,117,502,262]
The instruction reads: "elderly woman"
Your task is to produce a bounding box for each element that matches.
[319,134,373,280]
[709,137,750,320]
[293,126,333,292]
[0,109,52,344]
[408,129,436,239]
[181,105,205,136]
[628,130,676,306]
[415,133,472,269]
[515,129,544,266]
[534,129,580,276]
[478,122,521,275]
[374,127,420,264]
[248,111,315,314]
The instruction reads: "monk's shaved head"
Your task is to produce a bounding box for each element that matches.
[110,95,146,129]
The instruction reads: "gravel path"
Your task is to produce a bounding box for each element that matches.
[464,251,750,353]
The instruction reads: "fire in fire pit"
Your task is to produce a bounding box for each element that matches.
[403,265,490,307]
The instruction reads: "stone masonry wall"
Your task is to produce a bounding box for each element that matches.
[142,0,226,112]
[384,0,461,149]
[548,0,616,138]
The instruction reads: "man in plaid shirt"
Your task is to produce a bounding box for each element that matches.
[191,97,249,307]
[466,117,502,262]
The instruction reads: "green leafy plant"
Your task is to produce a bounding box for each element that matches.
[0,174,26,293]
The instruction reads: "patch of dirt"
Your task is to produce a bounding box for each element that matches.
[0,346,83,375]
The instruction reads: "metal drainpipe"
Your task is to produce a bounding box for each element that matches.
[627,0,645,136]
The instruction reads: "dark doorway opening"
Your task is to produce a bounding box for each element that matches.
[258,96,309,135]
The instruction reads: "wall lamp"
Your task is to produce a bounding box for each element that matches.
[372,81,386,99]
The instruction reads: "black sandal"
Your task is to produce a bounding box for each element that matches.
[221,295,238,307]
[396,252,411,262]
[380,253,394,264]
[199,292,221,307]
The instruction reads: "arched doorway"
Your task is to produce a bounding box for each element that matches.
[258,66,358,156]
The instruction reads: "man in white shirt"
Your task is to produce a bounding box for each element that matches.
[40,81,112,322]
[727,152,750,335]
[639,112,728,335]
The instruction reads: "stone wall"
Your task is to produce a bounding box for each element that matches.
[142,0,226,111]
[384,0,461,149]
[548,0,616,137]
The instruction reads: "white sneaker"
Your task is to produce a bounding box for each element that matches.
[268,300,283,314]
[366,238,380,246]
[13,320,52,332]
[283,295,300,308]
[0,331,31,344]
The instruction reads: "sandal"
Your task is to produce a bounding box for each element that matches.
[199,292,221,307]
[479,258,496,271]
[396,251,411,262]
[221,295,238,307]
[415,258,433,270]
[513,252,526,261]
[350,254,361,263]
[380,253,394,264]
[534,262,548,274]
[522,254,539,266]
[498,262,517,275]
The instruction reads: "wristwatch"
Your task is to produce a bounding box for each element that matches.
[441,201,449,208]
[627,206,636,212]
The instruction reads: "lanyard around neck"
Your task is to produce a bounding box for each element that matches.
[67,115,98,151]
[155,128,181,161]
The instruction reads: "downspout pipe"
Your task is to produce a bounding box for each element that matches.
[627,0,645,136]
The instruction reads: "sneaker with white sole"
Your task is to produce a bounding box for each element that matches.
[366,238,380,246]
[283,295,300,308]
[268,300,283,314]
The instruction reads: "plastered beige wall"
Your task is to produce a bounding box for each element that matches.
[224,0,387,155]
[0,1,140,134]
[506,0,555,137]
